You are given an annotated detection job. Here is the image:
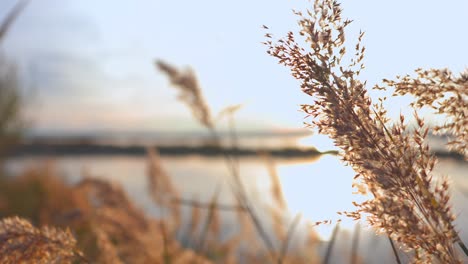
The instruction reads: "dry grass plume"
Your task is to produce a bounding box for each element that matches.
[265,0,466,262]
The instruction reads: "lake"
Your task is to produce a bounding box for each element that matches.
[5,150,468,263]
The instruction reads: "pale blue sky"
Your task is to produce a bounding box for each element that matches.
[1,0,467,133]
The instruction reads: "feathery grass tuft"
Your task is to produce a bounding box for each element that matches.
[0,216,85,263]
[156,60,213,128]
[377,68,468,160]
[265,0,465,262]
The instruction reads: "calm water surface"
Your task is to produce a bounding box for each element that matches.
[5,154,468,262]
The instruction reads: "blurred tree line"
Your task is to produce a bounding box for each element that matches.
[0,1,29,160]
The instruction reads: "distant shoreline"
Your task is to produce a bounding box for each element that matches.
[6,143,465,161]
[7,143,336,158]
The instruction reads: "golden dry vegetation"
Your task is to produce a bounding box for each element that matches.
[0,0,467,263]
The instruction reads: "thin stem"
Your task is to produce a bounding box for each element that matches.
[457,241,468,257]
[208,126,278,262]
[322,223,339,264]
[278,214,302,264]
[388,236,402,264]
[196,184,221,254]
[350,222,360,264]
[159,221,171,264]
[171,197,246,211]
[0,0,30,43]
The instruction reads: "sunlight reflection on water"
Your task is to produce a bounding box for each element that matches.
[278,155,367,239]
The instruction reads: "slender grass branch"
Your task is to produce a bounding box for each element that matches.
[278,213,301,264]
[388,236,402,264]
[322,223,339,264]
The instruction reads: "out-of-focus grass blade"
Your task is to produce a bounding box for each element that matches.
[0,0,31,43]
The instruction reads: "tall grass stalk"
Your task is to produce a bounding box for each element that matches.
[265,0,466,262]
[322,223,339,264]
[278,213,302,264]
[156,60,280,262]
[388,237,402,264]
[350,222,360,264]
[196,184,221,254]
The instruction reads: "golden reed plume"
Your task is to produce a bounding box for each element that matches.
[265,0,466,262]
